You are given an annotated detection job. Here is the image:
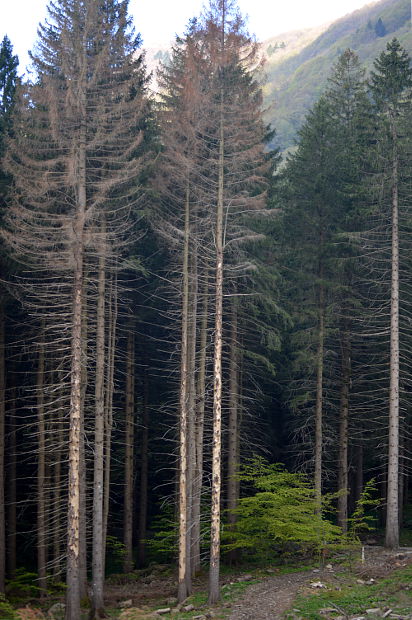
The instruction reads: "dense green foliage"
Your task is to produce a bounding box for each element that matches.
[225,458,342,559]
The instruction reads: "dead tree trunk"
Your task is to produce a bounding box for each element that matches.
[37,339,47,597]
[137,356,149,568]
[227,299,239,562]
[178,183,191,602]
[91,237,107,617]
[208,88,224,605]
[123,322,135,573]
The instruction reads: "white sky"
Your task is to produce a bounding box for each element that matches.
[1,0,378,73]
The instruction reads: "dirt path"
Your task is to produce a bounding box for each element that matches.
[227,570,316,619]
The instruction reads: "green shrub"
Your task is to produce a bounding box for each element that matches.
[0,594,18,619]
[224,457,342,561]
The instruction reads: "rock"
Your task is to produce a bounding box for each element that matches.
[366,609,382,616]
[155,609,171,616]
[382,611,392,618]
[119,600,133,609]
[193,616,207,620]
[312,568,320,573]
[47,602,65,618]
[183,604,195,612]
[237,574,253,582]
[356,579,366,584]
[310,581,326,588]
[320,608,338,615]
[325,564,333,570]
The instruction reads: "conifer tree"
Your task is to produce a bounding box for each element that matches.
[369,38,412,549]
[3,1,149,617]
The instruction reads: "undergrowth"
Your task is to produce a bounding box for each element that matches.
[285,564,412,619]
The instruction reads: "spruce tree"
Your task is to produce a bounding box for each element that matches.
[4,1,149,617]
[369,38,412,550]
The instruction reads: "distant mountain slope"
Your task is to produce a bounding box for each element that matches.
[264,0,412,151]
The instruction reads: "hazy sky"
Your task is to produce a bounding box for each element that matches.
[1,0,377,72]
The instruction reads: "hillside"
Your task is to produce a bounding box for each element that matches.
[263,0,412,151]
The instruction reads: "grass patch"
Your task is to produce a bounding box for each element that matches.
[285,564,412,619]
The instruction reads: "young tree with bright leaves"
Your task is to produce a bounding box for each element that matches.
[3,1,149,617]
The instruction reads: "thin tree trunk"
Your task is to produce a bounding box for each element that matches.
[123,322,135,573]
[208,80,225,605]
[191,272,209,576]
[314,275,325,512]
[7,380,17,578]
[52,401,63,580]
[0,304,5,594]
[37,338,47,597]
[337,325,351,533]
[91,236,106,617]
[79,288,88,601]
[137,357,149,568]
[385,120,399,550]
[188,246,198,580]
[178,183,191,602]
[227,299,239,562]
[103,272,117,572]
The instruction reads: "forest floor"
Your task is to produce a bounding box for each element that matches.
[13,546,412,620]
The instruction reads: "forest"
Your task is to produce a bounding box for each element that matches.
[0,0,411,619]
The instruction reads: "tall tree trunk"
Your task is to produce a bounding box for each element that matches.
[227,298,239,563]
[103,272,117,573]
[208,83,224,605]
[191,272,209,576]
[0,303,5,594]
[188,246,198,579]
[178,183,191,602]
[65,133,86,620]
[7,380,17,578]
[91,237,106,617]
[314,275,325,512]
[79,290,88,601]
[52,398,63,580]
[123,323,135,573]
[385,120,399,550]
[37,338,47,597]
[337,325,351,532]
[137,357,149,568]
